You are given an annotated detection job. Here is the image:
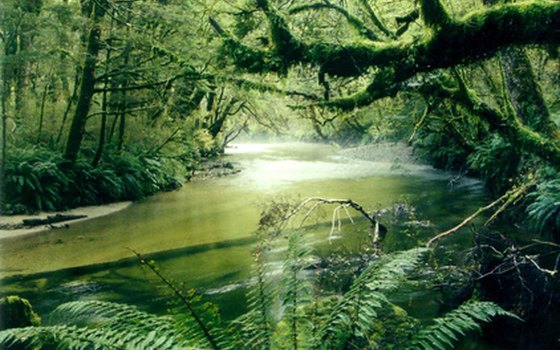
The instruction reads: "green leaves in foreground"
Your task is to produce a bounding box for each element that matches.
[318,248,429,348]
[0,248,521,350]
[406,300,522,350]
[0,300,195,350]
[526,178,560,237]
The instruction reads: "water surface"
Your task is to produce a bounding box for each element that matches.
[0,143,487,324]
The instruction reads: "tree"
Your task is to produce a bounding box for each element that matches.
[210,0,560,165]
[63,0,105,163]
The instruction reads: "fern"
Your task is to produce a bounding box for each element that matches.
[405,300,521,350]
[357,248,430,292]
[228,243,275,350]
[526,178,560,236]
[316,248,429,349]
[281,230,314,350]
[0,301,200,349]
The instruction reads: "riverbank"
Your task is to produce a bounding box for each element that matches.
[0,201,132,241]
[339,142,418,163]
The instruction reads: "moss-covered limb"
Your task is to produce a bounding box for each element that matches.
[395,9,420,37]
[468,94,560,167]
[318,68,401,110]
[396,9,420,26]
[289,2,382,42]
[218,2,560,80]
[209,17,280,73]
[414,73,560,166]
[306,1,560,80]
[450,77,560,167]
[357,0,395,39]
[323,70,560,165]
[216,76,321,100]
[419,0,451,28]
[254,0,306,69]
[483,0,560,140]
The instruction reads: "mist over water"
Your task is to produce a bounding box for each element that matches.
[0,142,487,320]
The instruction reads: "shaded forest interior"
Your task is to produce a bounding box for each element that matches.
[0,0,559,349]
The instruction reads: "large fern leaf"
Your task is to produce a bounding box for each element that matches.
[526,178,560,235]
[357,247,430,292]
[316,248,429,349]
[226,243,275,350]
[0,301,201,350]
[405,300,522,350]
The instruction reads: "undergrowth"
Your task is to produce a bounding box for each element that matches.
[0,203,521,349]
[1,147,190,214]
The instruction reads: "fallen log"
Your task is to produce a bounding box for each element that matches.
[22,214,87,227]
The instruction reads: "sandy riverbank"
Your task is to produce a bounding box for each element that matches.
[0,201,132,241]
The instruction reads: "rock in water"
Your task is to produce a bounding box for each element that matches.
[0,295,41,330]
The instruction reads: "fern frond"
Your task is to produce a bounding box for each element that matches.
[405,300,521,350]
[357,247,430,292]
[281,230,314,350]
[52,300,196,346]
[226,243,275,350]
[0,325,121,349]
[316,248,429,348]
[0,301,203,350]
[527,178,560,235]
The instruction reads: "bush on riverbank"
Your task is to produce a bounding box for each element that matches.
[1,147,191,214]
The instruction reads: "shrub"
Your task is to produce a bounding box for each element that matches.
[1,148,191,214]
[3,148,69,213]
[467,134,523,194]
[526,178,560,241]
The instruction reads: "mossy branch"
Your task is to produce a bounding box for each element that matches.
[357,0,395,39]
[209,17,278,73]
[289,2,381,41]
[255,0,306,70]
[217,2,560,79]
[419,0,451,28]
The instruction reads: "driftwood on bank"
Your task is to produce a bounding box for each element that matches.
[21,214,87,228]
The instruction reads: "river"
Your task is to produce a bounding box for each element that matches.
[0,142,492,346]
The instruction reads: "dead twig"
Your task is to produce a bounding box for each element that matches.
[427,177,536,247]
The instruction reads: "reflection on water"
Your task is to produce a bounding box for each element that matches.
[0,143,488,324]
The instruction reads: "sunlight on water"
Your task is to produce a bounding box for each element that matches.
[0,142,488,326]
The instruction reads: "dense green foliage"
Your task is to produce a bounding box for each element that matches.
[526,176,560,241]
[2,147,188,214]
[1,0,559,348]
[0,246,518,350]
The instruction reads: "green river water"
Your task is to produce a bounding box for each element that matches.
[0,143,496,348]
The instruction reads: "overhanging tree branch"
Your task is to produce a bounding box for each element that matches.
[357,0,395,39]
[419,0,451,28]
[213,2,560,79]
[289,2,381,41]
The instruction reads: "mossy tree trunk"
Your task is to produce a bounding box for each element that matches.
[482,0,560,141]
[500,48,559,139]
[0,59,7,211]
[64,0,105,163]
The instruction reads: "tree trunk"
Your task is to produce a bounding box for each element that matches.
[0,61,7,211]
[56,69,81,146]
[500,47,559,139]
[482,0,560,143]
[63,1,104,163]
[36,72,52,144]
[92,14,115,167]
